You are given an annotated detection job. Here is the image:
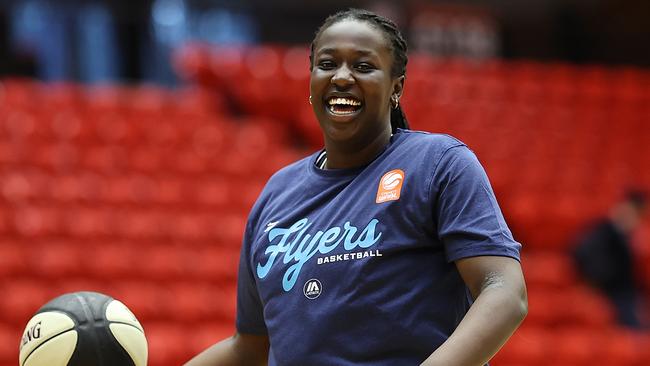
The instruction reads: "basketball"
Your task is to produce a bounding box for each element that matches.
[19,291,148,366]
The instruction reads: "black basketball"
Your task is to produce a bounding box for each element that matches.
[19,291,148,366]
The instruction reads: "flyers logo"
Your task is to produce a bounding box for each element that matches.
[376,169,405,203]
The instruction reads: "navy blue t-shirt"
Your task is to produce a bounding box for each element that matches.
[236,129,521,365]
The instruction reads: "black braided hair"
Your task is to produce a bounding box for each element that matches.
[310,8,410,133]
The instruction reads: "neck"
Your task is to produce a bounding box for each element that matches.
[323,125,392,169]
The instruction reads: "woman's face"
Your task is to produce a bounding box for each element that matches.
[310,19,403,145]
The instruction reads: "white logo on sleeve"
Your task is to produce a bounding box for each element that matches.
[303,279,322,299]
[264,221,280,233]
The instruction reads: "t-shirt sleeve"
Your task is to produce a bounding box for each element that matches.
[430,145,521,262]
[235,219,268,334]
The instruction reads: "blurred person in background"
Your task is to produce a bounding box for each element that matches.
[185,8,526,366]
[573,190,648,329]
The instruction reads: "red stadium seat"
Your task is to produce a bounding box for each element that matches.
[0,280,54,327]
[0,78,41,108]
[187,321,236,357]
[189,247,240,283]
[110,281,168,321]
[145,323,191,366]
[562,287,616,329]
[62,207,113,237]
[27,241,84,279]
[136,245,188,281]
[492,326,548,366]
[131,209,169,240]
[0,323,18,365]
[0,241,28,277]
[598,329,644,366]
[0,170,42,203]
[163,282,234,322]
[12,204,60,238]
[552,328,600,366]
[87,242,139,280]
[522,251,579,290]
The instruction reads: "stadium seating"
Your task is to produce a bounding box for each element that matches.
[1,45,649,365]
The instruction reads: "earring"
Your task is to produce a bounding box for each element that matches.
[309,95,313,105]
[391,96,399,109]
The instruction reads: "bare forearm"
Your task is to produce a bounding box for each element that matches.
[421,285,527,366]
[184,334,269,366]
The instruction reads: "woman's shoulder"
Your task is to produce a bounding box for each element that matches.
[398,129,465,147]
[264,154,314,185]
[246,153,315,216]
[395,129,469,159]
[256,152,321,199]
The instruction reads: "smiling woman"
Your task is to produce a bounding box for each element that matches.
[308,11,407,169]
[184,8,527,366]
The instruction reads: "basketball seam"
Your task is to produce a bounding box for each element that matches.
[76,293,103,366]
[109,321,145,334]
[21,329,76,366]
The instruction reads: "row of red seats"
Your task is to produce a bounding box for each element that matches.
[525,285,616,329]
[0,206,248,242]
[174,44,649,102]
[0,171,269,208]
[521,251,579,289]
[0,278,237,326]
[0,143,300,178]
[0,80,225,117]
[494,325,650,366]
[0,110,288,148]
[0,241,240,281]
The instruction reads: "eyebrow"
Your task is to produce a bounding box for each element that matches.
[316,47,377,57]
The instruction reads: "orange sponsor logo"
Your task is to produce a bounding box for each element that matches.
[376,169,405,203]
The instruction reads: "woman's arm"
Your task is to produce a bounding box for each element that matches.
[184,332,269,366]
[421,256,527,366]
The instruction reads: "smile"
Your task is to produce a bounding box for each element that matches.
[326,97,363,116]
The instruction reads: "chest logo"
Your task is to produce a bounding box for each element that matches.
[303,279,322,299]
[256,218,382,291]
[376,169,405,203]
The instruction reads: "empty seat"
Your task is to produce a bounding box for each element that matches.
[492,326,548,366]
[0,280,54,326]
[551,328,600,365]
[0,323,18,364]
[27,241,84,279]
[146,323,197,366]
[522,251,578,289]
[187,321,236,357]
[0,241,27,277]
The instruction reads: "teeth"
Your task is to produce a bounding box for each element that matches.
[328,97,361,106]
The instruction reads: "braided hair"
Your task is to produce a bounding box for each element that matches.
[310,8,410,133]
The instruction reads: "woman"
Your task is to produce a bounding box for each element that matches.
[186,9,527,366]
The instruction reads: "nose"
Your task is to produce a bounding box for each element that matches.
[331,64,354,88]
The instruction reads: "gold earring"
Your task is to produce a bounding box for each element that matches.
[391,96,399,109]
[309,95,313,105]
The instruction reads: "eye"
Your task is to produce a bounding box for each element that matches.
[317,60,336,70]
[355,62,375,73]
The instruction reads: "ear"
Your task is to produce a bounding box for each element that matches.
[392,75,405,100]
